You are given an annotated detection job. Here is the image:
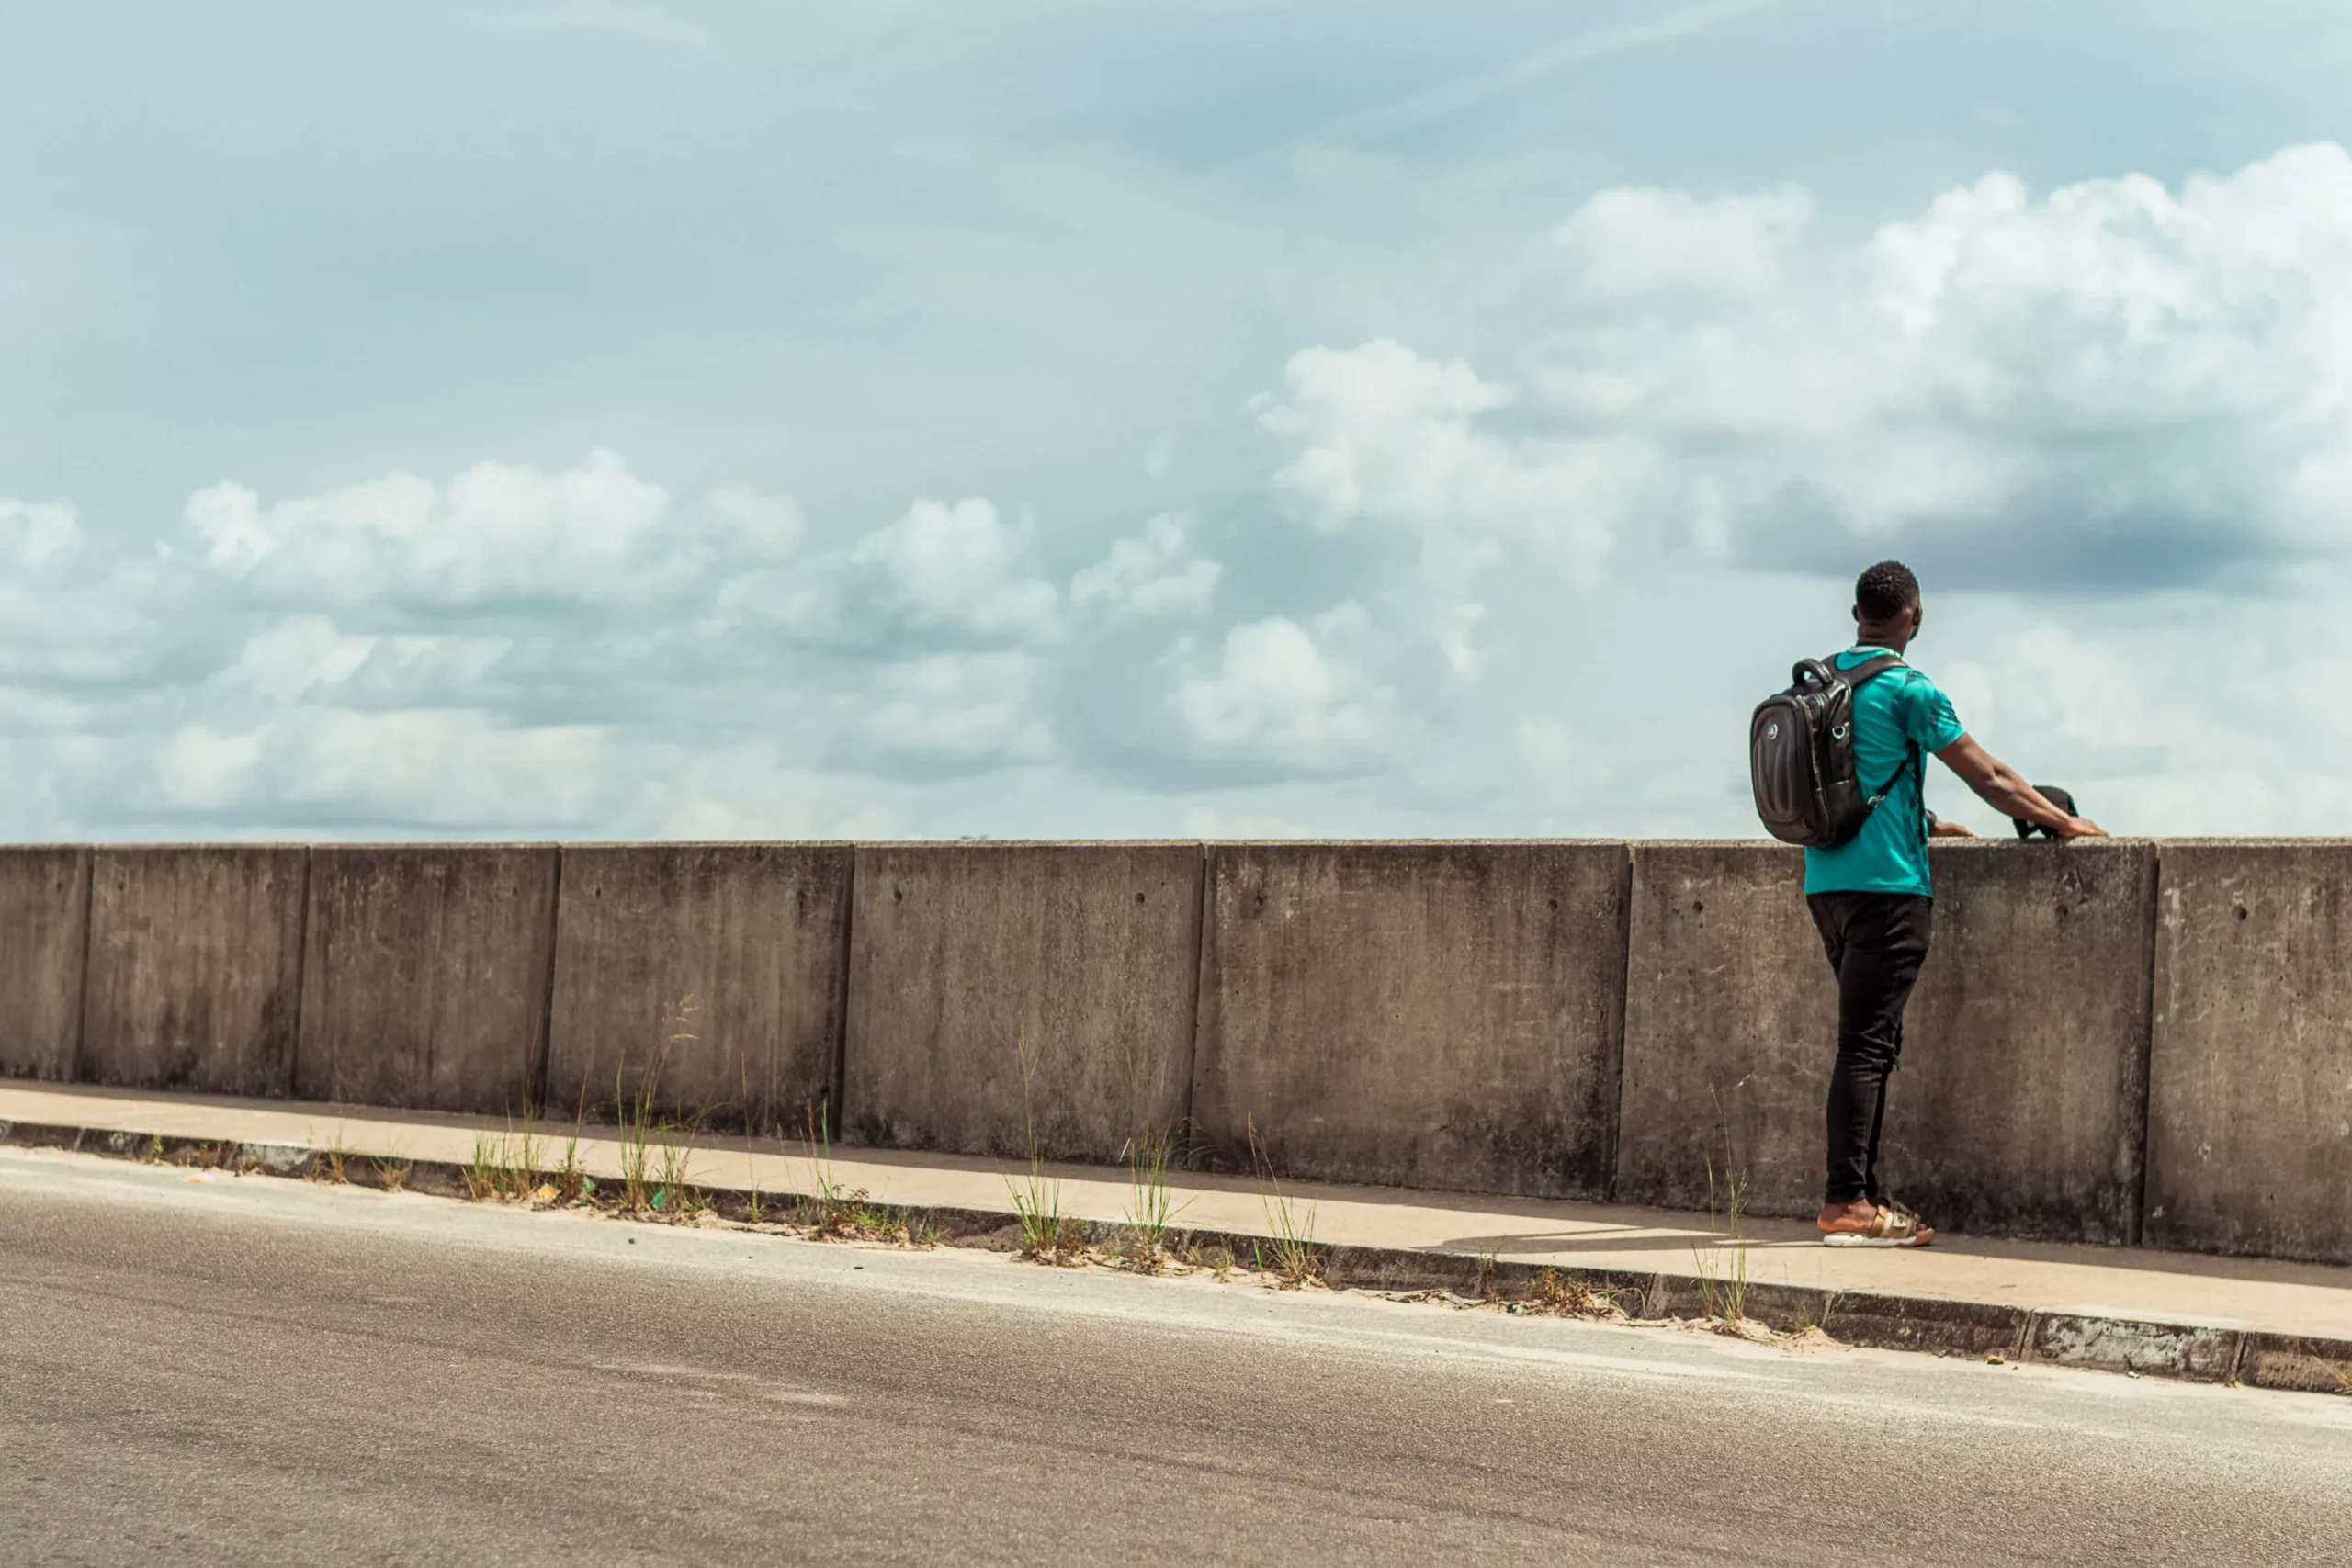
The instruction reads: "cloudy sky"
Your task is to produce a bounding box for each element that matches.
[8,1,2352,841]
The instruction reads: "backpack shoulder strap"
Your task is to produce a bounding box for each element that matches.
[1833,653,1907,689]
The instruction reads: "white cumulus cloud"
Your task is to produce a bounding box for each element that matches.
[1173,604,1400,772]
[849,498,1062,644]
[1070,513,1220,616]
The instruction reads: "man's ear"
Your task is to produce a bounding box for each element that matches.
[1852,605,1863,626]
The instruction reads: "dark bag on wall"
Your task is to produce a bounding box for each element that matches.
[1749,656,1917,848]
[2014,785,2077,840]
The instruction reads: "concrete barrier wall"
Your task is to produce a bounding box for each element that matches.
[0,848,90,1082]
[1896,842,2156,1245]
[2147,843,2352,1266]
[841,843,1202,1163]
[80,847,308,1096]
[296,846,560,1113]
[544,844,853,1135]
[5,836,2347,1263]
[1616,843,1834,1218]
[1193,841,1630,1199]
[1616,841,2156,1244]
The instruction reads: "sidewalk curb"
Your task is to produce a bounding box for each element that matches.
[6,1116,2346,1397]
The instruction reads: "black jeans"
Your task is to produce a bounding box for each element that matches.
[1806,892,1934,1207]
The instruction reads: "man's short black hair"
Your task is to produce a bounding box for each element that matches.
[1855,560,1920,622]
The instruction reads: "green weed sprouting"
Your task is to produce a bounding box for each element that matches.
[617,997,703,1215]
[1248,1115,1320,1288]
[1693,1082,1751,1326]
[309,1126,357,1184]
[464,1112,547,1203]
[794,1105,906,1242]
[1118,1042,1189,1272]
[1007,1030,1084,1264]
[741,1053,763,1224]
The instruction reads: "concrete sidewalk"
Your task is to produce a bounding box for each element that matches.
[5,1079,2347,1394]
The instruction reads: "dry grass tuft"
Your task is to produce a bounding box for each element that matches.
[1526,1269,1623,1319]
[1006,1031,1088,1266]
[1248,1116,1321,1289]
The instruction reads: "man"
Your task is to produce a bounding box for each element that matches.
[1806,560,2107,1247]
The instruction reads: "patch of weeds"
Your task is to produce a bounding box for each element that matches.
[616,997,704,1217]
[174,1141,228,1171]
[464,1111,551,1203]
[462,1137,494,1199]
[548,1080,592,1204]
[1475,1250,1500,1303]
[1693,1082,1751,1328]
[142,1133,164,1165]
[1248,1115,1321,1289]
[465,1134,514,1201]
[739,1054,765,1224]
[653,1134,707,1217]
[1527,1269,1621,1319]
[808,1187,908,1245]
[1006,1031,1086,1266]
[1114,1043,1189,1274]
[549,1132,591,1204]
[310,1128,359,1185]
[785,1107,912,1243]
[795,1107,861,1232]
[1008,1159,1080,1262]
[1117,1120,1185,1272]
[371,1156,413,1192]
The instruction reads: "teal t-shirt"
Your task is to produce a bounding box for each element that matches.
[1802,648,1966,897]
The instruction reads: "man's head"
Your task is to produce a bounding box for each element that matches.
[1853,559,1922,650]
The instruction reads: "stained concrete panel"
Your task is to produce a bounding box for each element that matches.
[0,848,92,1082]
[1192,841,1632,1199]
[296,846,560,1114]
[2146,842,2352,1264]
[81,847,308,1096]
[842,843,1203,1162]
[544,844,852,1134]
[1617,840,2156,1244]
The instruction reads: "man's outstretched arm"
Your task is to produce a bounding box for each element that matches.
[1933,735,2109,839]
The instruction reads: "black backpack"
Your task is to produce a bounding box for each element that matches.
[1750,656,1918,848]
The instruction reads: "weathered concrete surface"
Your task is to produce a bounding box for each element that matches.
[1891,841,2157,1244]
[1616,841,2157,1244]
[2240,1334,2352,1395]
[2146,842,2352,1265]
[544,844,852,1134]
[79,848,308,1096]
[1192,842,1631,1199]
[0,848,91,1082]
[296,846,559,1114]
[842,843,1202,1162]
[1614,843,1829,1219]
[2029,1313,2240,1382]
[1822,1293,2027,1361]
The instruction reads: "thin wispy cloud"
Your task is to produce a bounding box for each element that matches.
[1333,0,1794,140]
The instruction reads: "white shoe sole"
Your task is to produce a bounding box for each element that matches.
[1822,1232,1929,1247]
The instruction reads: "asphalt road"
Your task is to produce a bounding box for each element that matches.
[5,1148,2349,1566]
